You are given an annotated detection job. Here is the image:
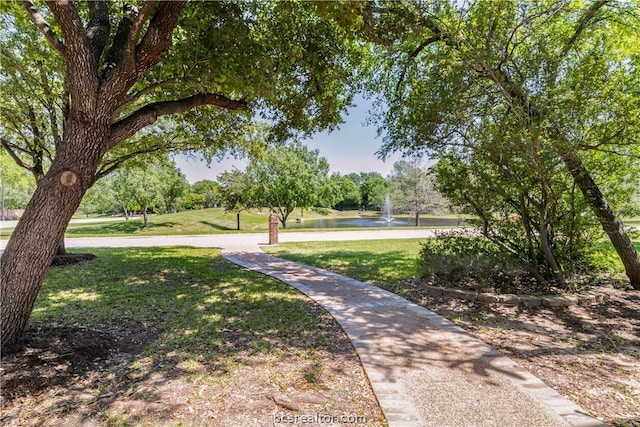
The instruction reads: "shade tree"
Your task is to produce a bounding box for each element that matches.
[244,143,330,228]
[364,0,640,288]
[0,0,362,347]
[217,168,257,230]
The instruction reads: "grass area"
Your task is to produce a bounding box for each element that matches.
[263,239,425,290]
[3,247,385,425]
[263,236,640,293]
[1,208,459,238]
[33,247,339,362]
[66,208,271,236]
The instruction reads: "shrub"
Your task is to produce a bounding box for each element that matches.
[417,232,502,280]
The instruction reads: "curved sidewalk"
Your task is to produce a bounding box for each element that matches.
[223,247,604,427]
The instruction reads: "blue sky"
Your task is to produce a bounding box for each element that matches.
[174,95,403,183]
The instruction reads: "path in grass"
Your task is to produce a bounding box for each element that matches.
[263,239,640,425]
[1,247,385,426]
[225,246,599,427]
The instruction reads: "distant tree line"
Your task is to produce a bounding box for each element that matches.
[1,145,448,230]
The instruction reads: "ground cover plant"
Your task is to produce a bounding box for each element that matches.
[0,247,384,426]
[264,239,640,425]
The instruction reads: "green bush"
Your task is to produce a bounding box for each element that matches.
[417,232,503,281]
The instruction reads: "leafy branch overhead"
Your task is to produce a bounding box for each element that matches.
[365,0,640,287]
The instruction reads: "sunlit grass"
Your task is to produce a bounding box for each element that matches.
[1,208,466,239]
[32,247,342,366]
[263,237,640,293]
[263,239,425,287]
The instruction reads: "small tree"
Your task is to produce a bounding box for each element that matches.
[389,159,445,226]
[218,169,257,230]
[158,160,189,214]
[320,173,361,210]
[355,172,388,210]
[246,143,330,228]
[192,180,222,208]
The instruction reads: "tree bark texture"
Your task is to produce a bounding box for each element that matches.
[56,234,67,256]
[562,153,640,289]
[1,154,92,350]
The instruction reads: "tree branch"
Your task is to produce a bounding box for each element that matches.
[1,138,32,171]
[395,36,441,97]
[101,1,184,109]
[103,1,159,78]
[86,0,110,63]
[47,1,99,113]
[97,144,168,178]
[135,1,185,78]
[114,76,188,116]
[560,0,609,58]
[36,62,63,149]
[124,1,159,58]
[109,94,249,148]
[19,0,65,55]
[102,3,137,73]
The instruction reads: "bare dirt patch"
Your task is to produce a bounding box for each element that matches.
[407,280,640,426]
[50,253,97,267]
[0,322,384,426]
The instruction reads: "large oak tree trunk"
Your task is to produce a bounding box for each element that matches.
[1,170,88,349]
[1,121,104,348]
[563,152,640,289]
[2,0,246,348]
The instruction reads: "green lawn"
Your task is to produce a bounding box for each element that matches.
[4,246,387,425]
[1,208,459,238]
[64,208,271,237]
[33,247,338,362]
[263,237,640,294]
[262,239,426,292]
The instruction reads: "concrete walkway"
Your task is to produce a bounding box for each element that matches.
[0,229,443,251]
[222,244,604,427]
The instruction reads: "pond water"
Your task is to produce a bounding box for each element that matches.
[285,216,465,229]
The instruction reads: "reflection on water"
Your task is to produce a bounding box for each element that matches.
[286,216,464,229]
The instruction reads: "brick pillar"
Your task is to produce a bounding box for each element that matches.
[269,213,279,245]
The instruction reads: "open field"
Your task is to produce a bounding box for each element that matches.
[264,239,640,425]
[1,208,463,238]
[0,247,384,426]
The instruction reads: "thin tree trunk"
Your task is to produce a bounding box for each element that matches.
[415,212,419,227]
[236,212,240,230]
[539,217,565,286]
[562,152,640,289]
[120,203,129,220]
[142,206,149,228]
[56,234,67,256]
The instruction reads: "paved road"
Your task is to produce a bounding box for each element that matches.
[0,216,140,229]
